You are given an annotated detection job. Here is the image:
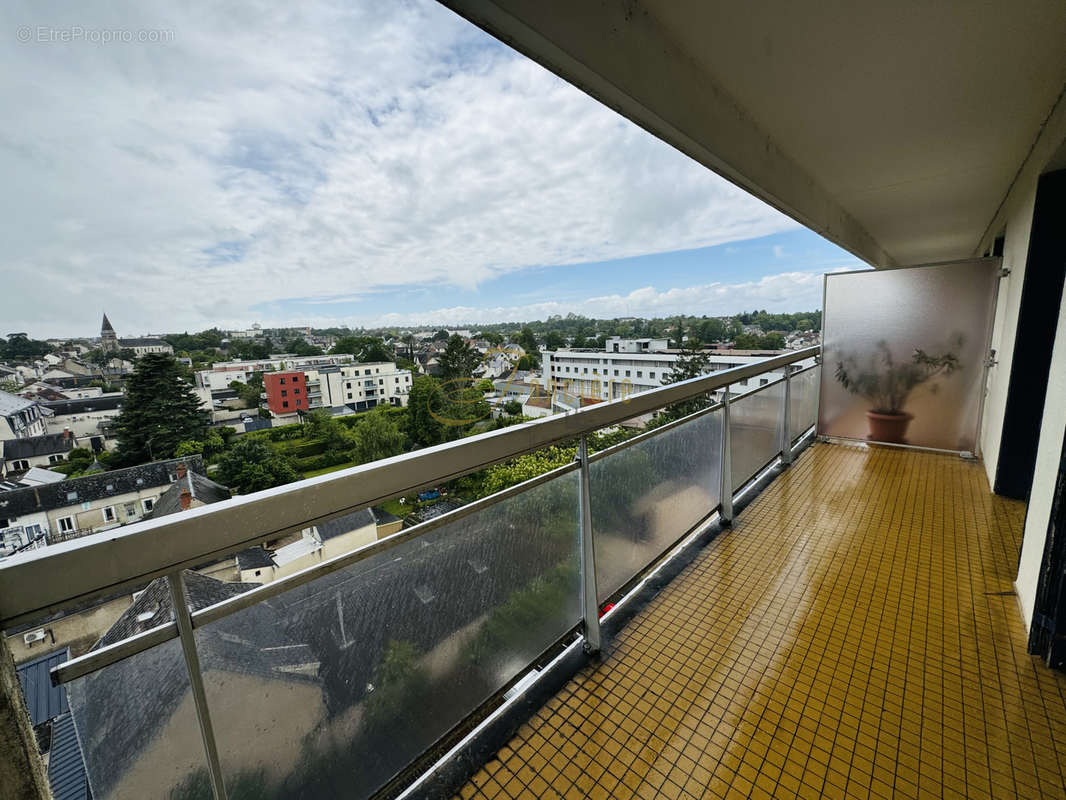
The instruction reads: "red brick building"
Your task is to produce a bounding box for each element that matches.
[263,371,308,415]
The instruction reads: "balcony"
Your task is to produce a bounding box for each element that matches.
[1,346,1064,800]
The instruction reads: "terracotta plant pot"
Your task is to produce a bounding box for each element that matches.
[865,410,913,444]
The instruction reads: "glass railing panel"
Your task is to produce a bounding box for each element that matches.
[730,380,785,492]
[195,469,581,800]
[590,409,722,603]
[65,636,208,800]
[789,366,820,443]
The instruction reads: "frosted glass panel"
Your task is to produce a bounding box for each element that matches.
[789,366,820,443]
[590,409,722,602]
[731,381,784,492]
[819,259,998,451]
[197,471,581,800]
[66,636,208,800]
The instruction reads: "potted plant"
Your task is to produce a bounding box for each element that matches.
[834,338,961,443]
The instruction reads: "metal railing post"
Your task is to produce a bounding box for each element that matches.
[781,368,793,465]
[168,573,229,800]
[577,436,601,653]
[719,387,733,525]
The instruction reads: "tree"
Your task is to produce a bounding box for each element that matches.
[480,331,504,346]
[515,327,538,353]
[543,331,565,351]
[432,328,450,342]
[0,378,22,393]
[438,335,480,380]
[503,399,523,416]
[407,377,445,446]
[657,345,712,422]
[229,374,263,409]
[331,336,391,363]
[571,328,589,349]
[112,354,209,465]
[215,438,299,493]
[0,333,52,362]
[285,337,324,356]
[476,378,495,393]
[351,408,405,464]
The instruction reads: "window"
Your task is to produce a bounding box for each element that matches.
[124,502,136,517]
[293,388,300,395]
[66,491,78,502]
[347,393,353,400]
[57,516,74,532]
[625,370,631,377]
[650,372,656,379]
[280,377,286,384]
[103,506,116,522]
[613,370,618,377]
[364,369,371,375]
[281,389,287,397]
[760,378,769,386]
[142,498,155,512]
[379,379,383,385]
[48,454,64,464]
[11,459,28,471]
[636,371,643,378]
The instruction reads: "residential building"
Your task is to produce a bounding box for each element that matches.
[263,370,309,416]
[543,338,813,404]
[0,391,47,441]
[0,456,206,548]
[40,394,123,447]
[0,432,76,477]
[305,361,413,413]
[194,353,354,391]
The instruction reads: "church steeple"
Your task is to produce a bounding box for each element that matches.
[101,313,118,352]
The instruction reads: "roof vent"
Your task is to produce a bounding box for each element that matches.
[135,611,156,623]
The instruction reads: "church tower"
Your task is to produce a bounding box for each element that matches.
[101,313,118,352]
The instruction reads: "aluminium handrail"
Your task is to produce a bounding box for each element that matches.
[0,346,818,628]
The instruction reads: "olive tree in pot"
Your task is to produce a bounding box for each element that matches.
[834,338,962,443]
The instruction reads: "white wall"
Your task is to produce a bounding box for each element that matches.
[979,184,1037,484]
[1015,286,1066,629]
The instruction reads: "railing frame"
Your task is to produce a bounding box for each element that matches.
[9,349,820,800]
[0,346,817,629]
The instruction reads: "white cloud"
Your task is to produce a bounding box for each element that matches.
[289,269,828,328]
[2,0,798,337]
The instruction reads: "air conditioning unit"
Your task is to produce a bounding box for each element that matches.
[23,629,47,645]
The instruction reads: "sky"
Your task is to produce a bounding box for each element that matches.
[2,1,865,338]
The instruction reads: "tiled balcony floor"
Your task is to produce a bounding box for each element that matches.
[453,443,1066,800]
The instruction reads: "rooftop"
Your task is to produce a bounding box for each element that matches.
[2,433,75,461]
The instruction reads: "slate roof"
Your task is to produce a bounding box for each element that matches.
[16,648,69,726]
[74,571,317,798]
[368,505,401,527]
[2,433,75,460]
[0,456,204,517]
[315,508,375,542]
[48,713,90,800]
[100,314,114,333]
[0,389,37,416]
[402,498,465,528]
[146,470,231,519]
[41,395,123,416]
[236,546,276,570]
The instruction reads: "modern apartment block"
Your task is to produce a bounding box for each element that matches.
[194,354,355,391]
[544,338,815,402]
[264,362,413,418]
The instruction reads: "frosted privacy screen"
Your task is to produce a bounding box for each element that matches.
[818,259,999,452]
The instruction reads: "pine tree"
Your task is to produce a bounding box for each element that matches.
[113,354,209,465]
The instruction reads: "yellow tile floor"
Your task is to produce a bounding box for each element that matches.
[453,443,1066,800]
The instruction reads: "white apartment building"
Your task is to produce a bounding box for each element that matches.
[195,354,355,390]
[304,362,412,412]
[543,339,816,404]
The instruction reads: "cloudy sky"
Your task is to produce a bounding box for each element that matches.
[3,1,863,338]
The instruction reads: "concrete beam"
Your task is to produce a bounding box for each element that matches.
[440,0,894,267]
[0,637,51,800]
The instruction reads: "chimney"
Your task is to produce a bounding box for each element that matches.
[63,428,71,440]
[179,488,193,511]
[176,463,187,480]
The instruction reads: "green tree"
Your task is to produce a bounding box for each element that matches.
[438,334,480,380]
[285,337,324,356]
[515,326,538,353]
[480,331,504,346]
[331,336,391,362]
[543,331,565,351]
[571,328,589,348]
[407,376,445,446]
[112,354,209,465]
[215,438,299,493]
[503,399,523,416]
[351,407,405,464]
[657,345,712,422]
[476,378,495,393]
[0,378,22,393]
[432,328,450,342]
[0,333,53,362]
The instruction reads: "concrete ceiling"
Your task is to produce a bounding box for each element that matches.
[442,0,1066,267]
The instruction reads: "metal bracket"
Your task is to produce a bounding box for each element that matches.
[985,349,999,369]
[999,268,1011,278]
